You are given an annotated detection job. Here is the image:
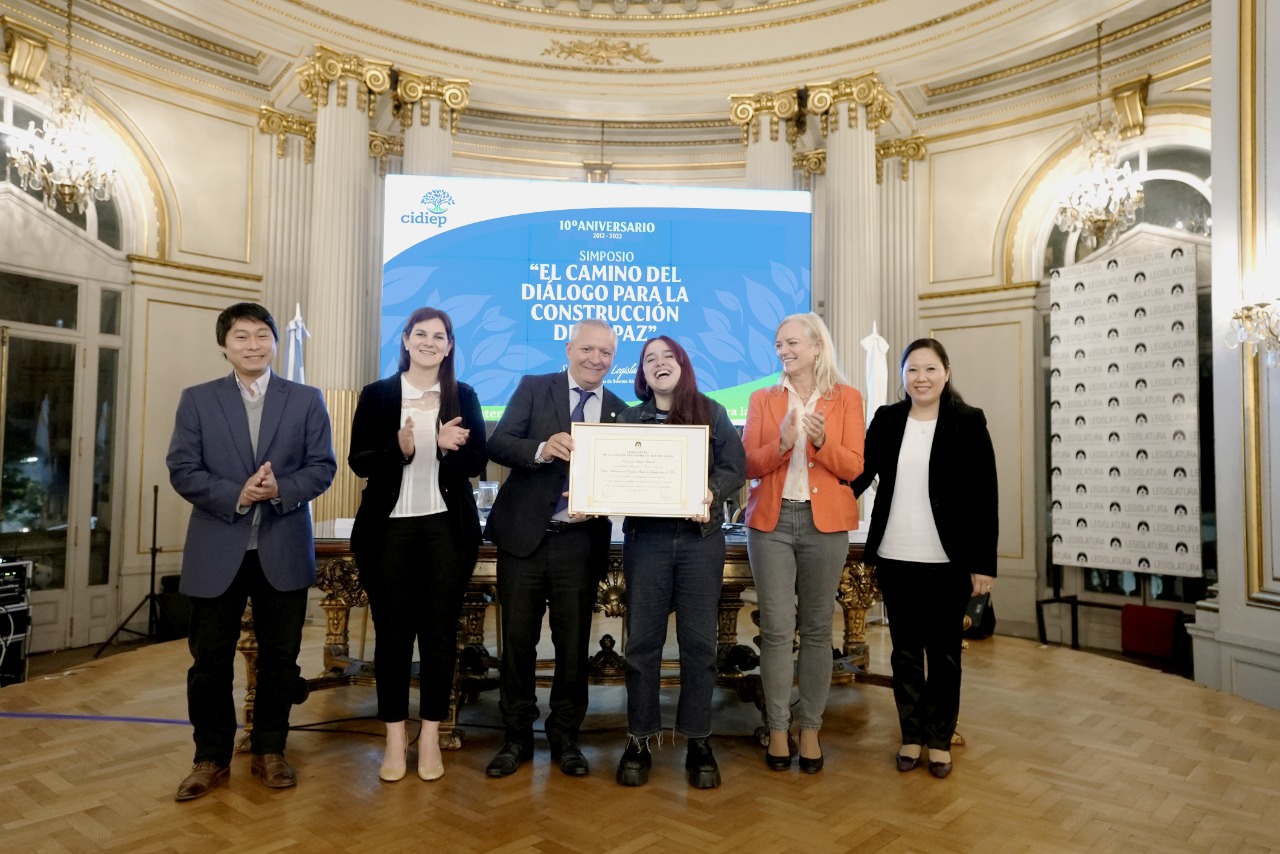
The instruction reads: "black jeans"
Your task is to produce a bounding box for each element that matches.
[876,558,973,750]
[187,550,307,764]
[365,514,476,722]
[496,525,597,751]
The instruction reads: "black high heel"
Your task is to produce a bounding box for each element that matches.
[764,733,793,771]
[798,735,823,774]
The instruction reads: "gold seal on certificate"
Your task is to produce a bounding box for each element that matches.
[567,423,709,518]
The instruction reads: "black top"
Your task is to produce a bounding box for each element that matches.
[618,396,746,538]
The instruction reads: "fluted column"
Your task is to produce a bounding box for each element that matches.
[257,108,315,331]
[794,148,828,322]
[876,136,926,363]
[729,88,802,190]
[298,45,391,520]
[806,74,893,390]
[395,72,469,176]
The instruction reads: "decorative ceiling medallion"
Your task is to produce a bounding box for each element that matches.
[542,38,660,67]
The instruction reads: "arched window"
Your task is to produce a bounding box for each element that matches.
[1,93,123,250]
[1042,142,1211,277]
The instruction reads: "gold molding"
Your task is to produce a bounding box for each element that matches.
[297,44,393,111]
[806,74,893,134]
[2,16,48,94]
[728,88,801,145]
[398,0,893,28]
[88,0,264,66]
[542,38,660,67]
[793,148,826,175]
[458,126,734,148]
[911,25,1209,121]
[1238,0,1276,608]
[69,9,269,90]
[258,106,315,162]
[923,0,1208,97]
[1111,76,1150,139]
[876,135,926,183]
[127,254,263,282]
[271,0,1022,75]
[920,281,1038,300]
[464,108,732,132]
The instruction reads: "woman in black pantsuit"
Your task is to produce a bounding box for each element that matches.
[851,338,997,780]
[349,307,487,782]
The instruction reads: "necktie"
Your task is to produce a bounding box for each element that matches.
[555,388,593,515]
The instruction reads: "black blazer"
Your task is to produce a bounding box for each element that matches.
[851,397,998,576]
[348,375,488,576]
[484,371,627,561]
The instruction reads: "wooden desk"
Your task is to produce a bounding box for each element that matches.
[236,537,878,747]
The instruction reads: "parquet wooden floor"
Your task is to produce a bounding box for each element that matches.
[3,617,1280,853]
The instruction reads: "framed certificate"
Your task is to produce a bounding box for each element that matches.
[567,422,709,518]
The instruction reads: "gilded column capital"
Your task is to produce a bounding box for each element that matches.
[258,106,316,162]
[805,73,894,135]
[297,45,393,115]
[875,135,926,183]
[728,88,802,146]
[393,71,470,133]
[792,148,826,176]
[369,130,404,177]
[2,16,50,95]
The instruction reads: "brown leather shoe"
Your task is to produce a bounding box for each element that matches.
[175,760,229,802]
[250,753,298,789]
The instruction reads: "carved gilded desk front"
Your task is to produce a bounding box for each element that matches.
[236,537,878,747]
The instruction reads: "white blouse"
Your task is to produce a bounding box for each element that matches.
[878,416,949,563]
[389,376,447,518]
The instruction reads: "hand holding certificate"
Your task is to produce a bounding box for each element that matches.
[567,423,709,518]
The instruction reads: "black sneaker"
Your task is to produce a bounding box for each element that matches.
[615,736,652,787]
[685,737,721,789]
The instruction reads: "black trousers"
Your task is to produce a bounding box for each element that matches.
[365,514,475,722]
[876,558,974,751]
[187,550,307,765]
[496,525,597,750]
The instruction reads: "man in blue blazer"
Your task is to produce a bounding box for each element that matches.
[483,318,627,778]
[166,303,336,801]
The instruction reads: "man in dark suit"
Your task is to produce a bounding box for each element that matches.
[483,318,627,777]
[166,303,336,801]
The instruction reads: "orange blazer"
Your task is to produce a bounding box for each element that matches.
[742,383,866,534]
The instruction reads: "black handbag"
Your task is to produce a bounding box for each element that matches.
[963,593,996,639]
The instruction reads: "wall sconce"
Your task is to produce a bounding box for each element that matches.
[1225,303,1280,366]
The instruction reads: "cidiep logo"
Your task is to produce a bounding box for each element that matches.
[401,189,455,226]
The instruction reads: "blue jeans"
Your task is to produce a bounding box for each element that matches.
[747,500,848,732]
[622,519,725,739]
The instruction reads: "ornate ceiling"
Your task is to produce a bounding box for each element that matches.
[3,0,1210,172]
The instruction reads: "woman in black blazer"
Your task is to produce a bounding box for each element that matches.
[851,338,997,780]
[349,307,488,783]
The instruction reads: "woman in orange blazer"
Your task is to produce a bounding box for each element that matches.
[744,312,865,773]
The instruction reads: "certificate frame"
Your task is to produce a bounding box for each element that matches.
[567,422,709,518]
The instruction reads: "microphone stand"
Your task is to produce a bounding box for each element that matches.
[96,485,160,657]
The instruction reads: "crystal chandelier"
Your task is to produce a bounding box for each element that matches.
[1225,304,1280,367]
[1055,22,1143,249]
[6,0,116,213]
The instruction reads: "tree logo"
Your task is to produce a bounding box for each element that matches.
[421,189,454,214]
